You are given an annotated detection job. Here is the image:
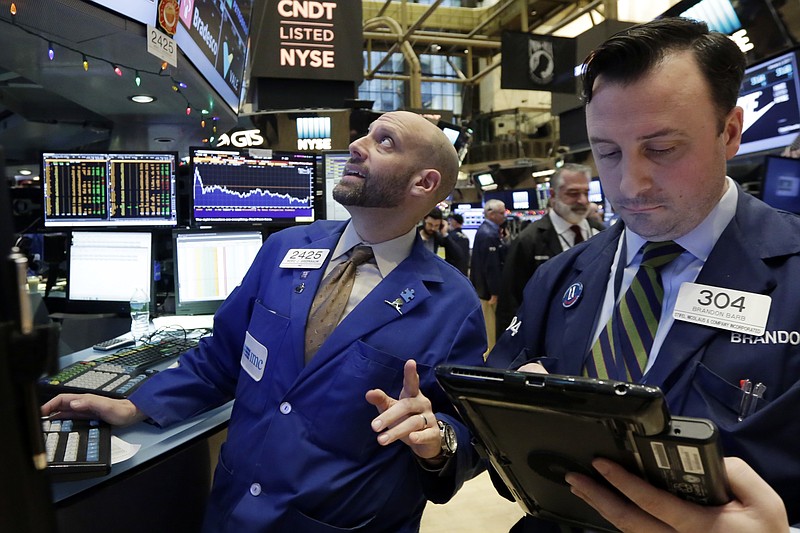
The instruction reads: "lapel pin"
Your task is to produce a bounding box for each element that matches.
[400,288,415,303]
[294,283,305,294]
[300,271,310,280]
[385,297,404,315]
[562,282,583,308]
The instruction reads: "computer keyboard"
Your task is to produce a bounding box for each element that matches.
[108,337,199,370]
[40,337,199,399]
[43,418,112,481]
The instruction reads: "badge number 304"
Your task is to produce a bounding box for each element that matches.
[673,282,771,336]
[147,25,177,66]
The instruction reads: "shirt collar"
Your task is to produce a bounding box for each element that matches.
[332,222,416,278]
[624,176,739,265]
[483,218,500,231]
[549,209,586,235]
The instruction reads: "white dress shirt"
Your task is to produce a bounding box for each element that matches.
[323,222,416,323]
[591,177,739,374]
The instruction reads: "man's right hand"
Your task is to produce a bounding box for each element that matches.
[565,457,789,533]
[42,394,146,427]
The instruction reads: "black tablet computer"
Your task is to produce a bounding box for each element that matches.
[435,365,731,532]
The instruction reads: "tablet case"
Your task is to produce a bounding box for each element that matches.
[435,365,730,532]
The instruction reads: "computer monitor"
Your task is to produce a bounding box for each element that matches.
[172,229,264,315]
[589,179,603,203]
[662,0,792,63]
[66,231,154,315]
[190,148,316,226]
[438,120,472,163]
[440,123,462,146]
[455,206,485,229]
[760,155,800,214]
[485,189,537,211]
[460,228,477,249]
[321,150,351,221]
[473,171,497,192]
[42,152,178,228]
[736,49,800,157]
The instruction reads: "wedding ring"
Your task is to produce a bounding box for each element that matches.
[420,414,428,429]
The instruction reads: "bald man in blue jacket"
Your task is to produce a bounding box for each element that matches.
[44,111,487,532]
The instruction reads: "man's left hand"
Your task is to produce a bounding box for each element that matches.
[365,359,442,460]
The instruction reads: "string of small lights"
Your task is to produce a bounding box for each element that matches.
[4,2,218,137]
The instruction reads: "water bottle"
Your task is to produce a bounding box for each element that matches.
[130,288,150,341]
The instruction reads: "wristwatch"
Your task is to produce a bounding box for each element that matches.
[437,419,457,458]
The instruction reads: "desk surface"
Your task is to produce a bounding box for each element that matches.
[49,345,233,504]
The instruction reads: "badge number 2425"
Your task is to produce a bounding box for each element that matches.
[288,250,324,261]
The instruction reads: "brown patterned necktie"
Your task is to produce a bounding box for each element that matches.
[304,245,374,364]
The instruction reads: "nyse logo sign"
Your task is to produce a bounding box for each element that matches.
[217,129,265,148]
[296,116,332,150]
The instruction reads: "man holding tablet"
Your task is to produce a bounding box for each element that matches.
[488,17,800,532]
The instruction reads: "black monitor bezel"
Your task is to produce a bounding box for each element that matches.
[65,229,155,316]
[760,154,800,214]
[320,149,351,222]
[736,48,800,158]
[171,227,265,316]
[40,150,179,229]
[188,146,318,228]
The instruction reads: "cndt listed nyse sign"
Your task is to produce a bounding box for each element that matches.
[278,1,337,69]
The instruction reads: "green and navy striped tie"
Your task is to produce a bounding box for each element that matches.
[585,241,684,381]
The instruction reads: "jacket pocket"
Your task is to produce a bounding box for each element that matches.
[234,301,291,414]
[689,363,770,428]
[305,340,410,458]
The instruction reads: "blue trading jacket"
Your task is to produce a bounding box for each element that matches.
[131,220,487,532]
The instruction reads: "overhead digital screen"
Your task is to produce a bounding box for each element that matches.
[737,50,800,156]
[177,0,254,112]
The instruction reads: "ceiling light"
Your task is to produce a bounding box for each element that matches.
[129,95,155,104]
[19,169,32,176]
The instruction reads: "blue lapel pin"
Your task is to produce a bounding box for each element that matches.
[562,282,583,308]
[386,288,415,315]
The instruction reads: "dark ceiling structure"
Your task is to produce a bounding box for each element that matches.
[0,0,608,176]
[3,0,798,178]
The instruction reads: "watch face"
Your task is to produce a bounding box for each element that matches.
[443,423,457,454]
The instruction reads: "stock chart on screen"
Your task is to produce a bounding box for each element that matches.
[190,148,316,225]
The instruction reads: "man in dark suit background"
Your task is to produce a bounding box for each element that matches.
[470,198,506,353]
[495,164,604,337]
[445,213,470,275]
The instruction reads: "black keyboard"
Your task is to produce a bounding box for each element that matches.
[39,337,199,399]
[43,418,112,481]
[108,337,199,370]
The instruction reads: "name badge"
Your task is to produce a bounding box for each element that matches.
[241,331,268,381]
[673,282,771,336]
[279,248,330,269]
